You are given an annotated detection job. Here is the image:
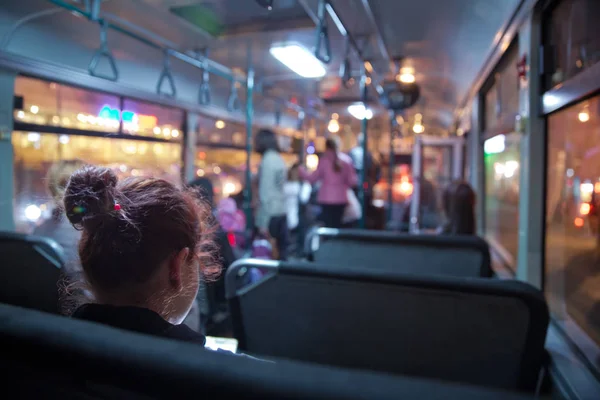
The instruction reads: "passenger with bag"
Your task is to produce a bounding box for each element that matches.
[300,138,358,229]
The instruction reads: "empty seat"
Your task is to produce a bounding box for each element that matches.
[0,303,530,400]
[226,259,548,392]
[307,228,492,278]
[0,231,65,314]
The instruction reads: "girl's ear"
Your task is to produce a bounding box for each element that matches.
[168,247,190,290]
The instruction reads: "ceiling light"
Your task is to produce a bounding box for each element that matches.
[397,67,415,84]
[30,105,39,114]
[270,43,326,78]
[328,119,340,133]
[412,123,424,134]
[578,110,590,123]
[347,103,373,120]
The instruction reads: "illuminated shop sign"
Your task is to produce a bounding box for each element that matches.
[98,105,158,131]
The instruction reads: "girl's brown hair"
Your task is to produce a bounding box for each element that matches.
[63,166,218,294]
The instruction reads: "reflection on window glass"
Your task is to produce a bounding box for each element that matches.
[14,76,120,133]
[485,82,499,132]
[546,96,600,369]
[194,147,297,204]
[13,77,184,141]
[484,132,521,263]
[122,99,183,140]
[545,0,600,88]
[484,45,519,134]
[196,118,245,146]
[12,132,182,233]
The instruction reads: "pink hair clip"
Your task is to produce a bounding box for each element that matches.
[114,203,121,211]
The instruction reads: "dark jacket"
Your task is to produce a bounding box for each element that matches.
[73,304,206,344]
[73,304,264,360]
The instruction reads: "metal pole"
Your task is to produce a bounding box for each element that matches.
[358,67,369,229]
[244,52,255,244]
[387,111,396,227]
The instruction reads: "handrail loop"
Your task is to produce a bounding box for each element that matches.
[340,37,353,88]
[198,49,211,105]
[156,49,177,97]
[227,81,241,111]
[314,0,332,64]
[88,20,119,81]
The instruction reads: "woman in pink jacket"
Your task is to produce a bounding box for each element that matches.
[300,138,358,229]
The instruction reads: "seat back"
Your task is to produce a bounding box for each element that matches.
[307,228,492,278]
[0,231,64,314]
[226,259,548,392]
[0,303,529,400]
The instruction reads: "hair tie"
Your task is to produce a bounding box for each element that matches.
[72,205,86,214]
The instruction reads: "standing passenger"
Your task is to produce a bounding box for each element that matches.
[254,129,289,260]
[285,163,312,256]
[300,138,357,229]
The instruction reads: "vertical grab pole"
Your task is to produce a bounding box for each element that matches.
[298,111,306,165]
[244,50,255,246]
[387,111,397,227]
[358,65,369,229]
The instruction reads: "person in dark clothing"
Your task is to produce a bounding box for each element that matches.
[439,181,476,235]
[63,166,220,345]
[73,303,205,344]
[189,177,237,334]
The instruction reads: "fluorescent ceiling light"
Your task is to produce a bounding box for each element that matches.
[347,103,373,120]
[270,44,326,78]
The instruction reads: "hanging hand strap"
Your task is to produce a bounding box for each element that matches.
[88,20,118,81]
[156,50,177,97]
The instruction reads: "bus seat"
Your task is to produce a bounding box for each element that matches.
[0,231,64,314]
[226,259,548,393]
[307,228,492,278]
[0,303,531,400]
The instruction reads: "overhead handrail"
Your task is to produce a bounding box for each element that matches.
[314,0,332,64]
[156,50,176,97]
[227,81,241,112]
[46,0,322,119]
[300,0,385,98]
[85,0,101,21]
[198,50,211,105]
[88,20,119,81]
[0,8,65,50]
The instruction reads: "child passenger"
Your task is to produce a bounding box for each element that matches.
[64,166,219,344]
